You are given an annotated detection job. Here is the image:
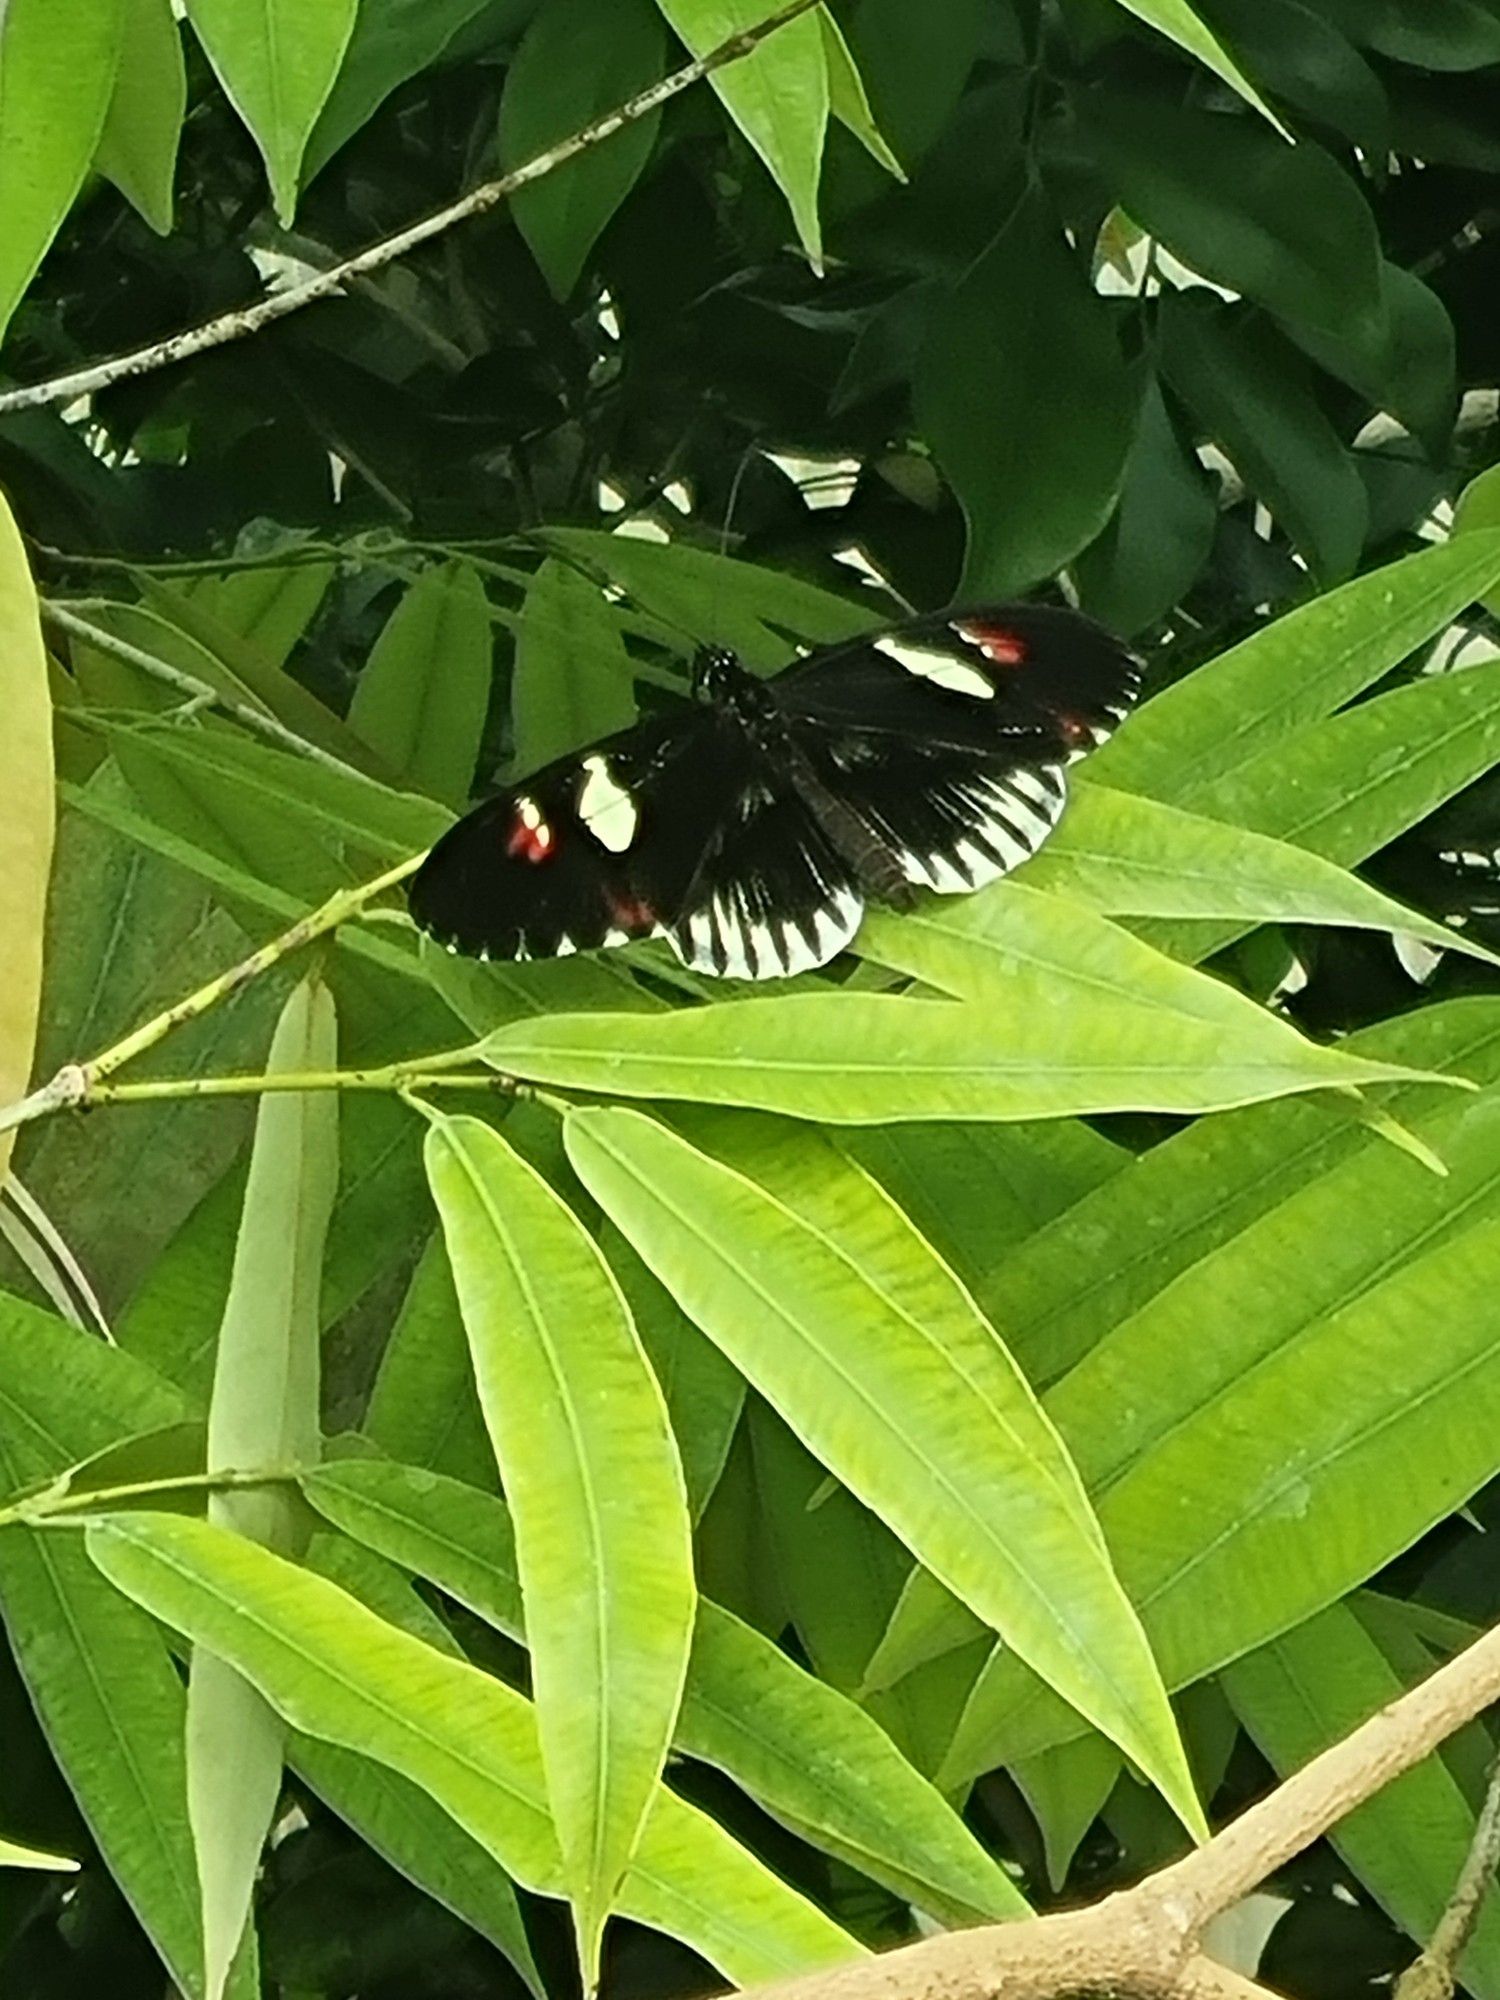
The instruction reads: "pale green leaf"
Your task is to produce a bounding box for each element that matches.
[349,563,494,806]
[561,1106,1205,1837]
[86,1513,861,1984]
[947,1191,1500,1781]
[94,0,185,233]
[303,1457,1029,1924]
[1024,780,1497,966]
[820,10,902,177]
[1089,529,1500,800]
[189,558,334,668]
[188,978,339,2000]
[0,489,54,1181]
[0,0,123,342]
[424,1114,695,1984]
[0,1833,79,1870]
[480,988,1442,1125]
[186,0,358,223]
[654,0,828,264]
[0,1296,253,1999]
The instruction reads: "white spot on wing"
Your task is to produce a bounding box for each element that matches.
[875,634,995,701]
[670,881,863,979]
[577,755,639,854]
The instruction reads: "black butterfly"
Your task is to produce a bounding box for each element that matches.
[408,604,1140,981]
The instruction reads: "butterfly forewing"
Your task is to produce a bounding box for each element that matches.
[407,600,1139,980]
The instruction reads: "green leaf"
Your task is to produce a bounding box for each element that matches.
[86,1513,861,1984]
[539,529,872,665]
[1157,661,1500,963]
[945,1109,1500,1780]
[349,563,494,806]
[304,1457,1028,1924]
[305,0,497,181]
[819,10,903,177]
[1083,93,1383,337]
[289,1533,545,2000]
[423,1114,696,1984]
[1453,464,1500,616]
[140,579,381,774]
[480,984,1442,1123]
[1287,262,1456,461]
[1011,1731,1123,1892]
[511,557,639,774]
[1159,297,1368,583]
[0,1833,79,1870]
[0,1297,248,1999]
[1090,528,1500,803]
[915,194,1139,599]
[188,978,339,2000]
[185,0,358,223]
[601,1224,744,1520]
[1108,0,1289,131]
[1071,376,1219,636]
[653,0,829,266]
[0,489,54,1185]
[499,0,668,298]
[561,1106,1205,1837]
[1223,1604,1500,1995]
[1024,781,1498,967]
[363,1236,497,1492]
[94,0,185,234]
[190,559,335,668]
[0,0,123,344]
[1192,0,1388,154]
[992,1000,1500,1390]
[1314,0,1500,71]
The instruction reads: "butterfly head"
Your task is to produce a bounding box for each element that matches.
[692,643,748,706]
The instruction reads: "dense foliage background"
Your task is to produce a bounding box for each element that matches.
[2,3,1500,1998]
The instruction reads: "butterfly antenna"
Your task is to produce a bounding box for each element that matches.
[719,441,760,561]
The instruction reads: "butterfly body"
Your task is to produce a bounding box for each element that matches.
[408,603,1139,981]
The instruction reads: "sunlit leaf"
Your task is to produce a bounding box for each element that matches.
[185,0,358,223]
[0,490,55,1181]
[424,1113,695,1983]
[562,1105,1205,1837]
[187,978,338,2000]
[86,1513,861,1984]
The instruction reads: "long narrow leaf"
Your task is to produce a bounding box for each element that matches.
[86,1513,861,1984]
[424,1114,695,1984]
[302,1457,1028,1925]
[561,1106,1205,1838]
[188,978,339,2000]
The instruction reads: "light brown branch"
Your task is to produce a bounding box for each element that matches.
[0,0,822,417]
[741,1621,1500,2000]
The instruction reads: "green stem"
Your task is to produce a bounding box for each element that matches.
[88,1067,510,1109]
[0,1464,302,1532]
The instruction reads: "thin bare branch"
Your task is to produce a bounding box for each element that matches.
[0,0,822,417]
[43,601,361,775]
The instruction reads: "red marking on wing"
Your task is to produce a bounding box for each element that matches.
[505,812,556,864]
[958,621,1029,667]
[1057,713,1094,748]
[607,890,658,933]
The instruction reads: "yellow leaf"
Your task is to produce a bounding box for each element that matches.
[0,489,54,1175]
